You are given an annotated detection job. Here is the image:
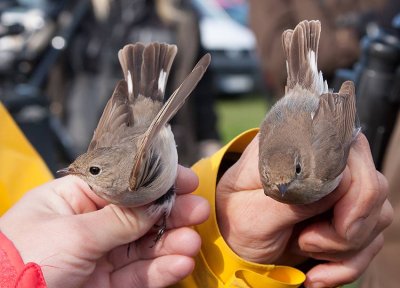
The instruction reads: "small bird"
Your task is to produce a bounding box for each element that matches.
[258,20,358,205]
[59,43,210,239]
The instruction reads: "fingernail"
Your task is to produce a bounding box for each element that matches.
[346,218,365,240]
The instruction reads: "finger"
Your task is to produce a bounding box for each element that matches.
[296,199,393,257]
[108,227,201,270]
[304,234,384,288]
[168,194,210,229]
[74,204,158,256]
[217,134,262,193]
[74,193,209,258]
[110,255,195,288]
[52,175,111,211]
[333,134,388,240]
[298,224,376,262]
[175,165,199,195]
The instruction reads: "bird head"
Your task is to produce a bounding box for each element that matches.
[259,144,305,199]
[57,147,130,202]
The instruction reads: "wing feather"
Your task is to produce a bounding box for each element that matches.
[312,80,357,178]
[88,80,130,151]
[129,53,211,189]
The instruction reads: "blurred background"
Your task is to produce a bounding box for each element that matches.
[0,0,266,172]
[0,0,399,175]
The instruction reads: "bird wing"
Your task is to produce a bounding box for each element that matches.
[129,53,211,190]
[88,80,131,151]
[312,80,357,178]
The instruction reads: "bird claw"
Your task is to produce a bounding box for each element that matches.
[150,212,167,248]
[127,242,132,258]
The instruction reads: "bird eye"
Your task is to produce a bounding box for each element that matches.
[89,166,101,176]
[295,162,302,175]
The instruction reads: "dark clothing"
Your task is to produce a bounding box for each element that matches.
[248,0,385,96]
[360,112,400,288]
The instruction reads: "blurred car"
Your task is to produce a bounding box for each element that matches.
[191,0,262,95]
[215,0,249,26]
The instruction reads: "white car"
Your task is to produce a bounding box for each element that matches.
[192,0,261,95]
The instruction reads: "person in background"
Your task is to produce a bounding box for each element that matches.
[360,113,400,287]
[248,0,386,97]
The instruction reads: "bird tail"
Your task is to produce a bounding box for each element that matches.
[118,43,178,103]
[282,20,328,95]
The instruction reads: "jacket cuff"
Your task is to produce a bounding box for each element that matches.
[0,232,47,288]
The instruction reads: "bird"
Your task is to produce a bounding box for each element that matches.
[258,20,358,205]
[59,42,210,240]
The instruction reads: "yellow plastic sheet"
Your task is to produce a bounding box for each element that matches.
[0,103,53,215]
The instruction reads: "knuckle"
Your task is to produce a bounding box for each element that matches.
[379,200,394,230]
[377,171,389,200]
[365,173,380,199]
[346,236,364,251]
[376,234,385,251]
[360,172,384,213]
[369,234,385,261]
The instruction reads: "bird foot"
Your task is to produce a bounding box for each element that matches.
[150,212,167,247]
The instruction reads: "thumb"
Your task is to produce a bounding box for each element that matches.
[75,204,158,254]
[217,134,262,193]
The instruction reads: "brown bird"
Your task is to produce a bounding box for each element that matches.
[59,43,210,238]
[258,20,358,204]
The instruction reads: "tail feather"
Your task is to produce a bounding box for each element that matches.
[118,43,178,103]
[282,20,328,95]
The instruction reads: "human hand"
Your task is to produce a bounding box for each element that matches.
[0,166,209,288]
[216,133,393,288]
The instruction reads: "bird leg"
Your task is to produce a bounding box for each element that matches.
[127,211,167,256]
[152,212,167,246]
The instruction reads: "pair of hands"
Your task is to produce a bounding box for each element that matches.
[0,133,392,288]
[0,166,210,288]
[216,133,393,288]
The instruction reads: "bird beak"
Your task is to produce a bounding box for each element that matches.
[57,167,73,176]
[277,183,288,197]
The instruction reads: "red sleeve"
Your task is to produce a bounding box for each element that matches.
[0,232,47,288]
